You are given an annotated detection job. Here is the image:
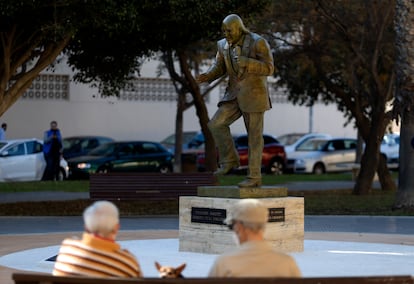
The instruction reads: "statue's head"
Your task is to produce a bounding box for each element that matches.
[222,14,248,46]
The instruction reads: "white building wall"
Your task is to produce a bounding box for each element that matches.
[1,59,358,142]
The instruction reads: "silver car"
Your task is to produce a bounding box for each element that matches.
[0,138,68,181]
[380,133,399,170]
[286,138,357,174]
[277,132,332,155]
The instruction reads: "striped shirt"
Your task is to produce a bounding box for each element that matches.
[53,233,142,278]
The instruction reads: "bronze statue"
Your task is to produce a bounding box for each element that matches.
[196,14,274,188]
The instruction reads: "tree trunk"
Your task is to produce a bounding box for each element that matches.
[187,79,217,172]
[376,154,397,191]
[173,91,186,173]
[353,114,384,194]
[176,50,217,172]
[0,36,71,116]
[395,109,414,207]
[353,153,376,195]
[394,0,414,209]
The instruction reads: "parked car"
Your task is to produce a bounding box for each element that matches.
[380,133,399,170]
[196,134,287,175]
[0,138,68,181]
[277,132,332,154]
[67,141,174,179]
[286,137,358,174]
[160,131,204,153]
[62,136,114,160]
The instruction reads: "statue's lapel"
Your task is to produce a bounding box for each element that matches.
[224,41,237,75]
[241,33,251,58]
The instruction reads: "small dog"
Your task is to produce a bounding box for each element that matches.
[155,261,186,278]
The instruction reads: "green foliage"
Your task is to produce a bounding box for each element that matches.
[1,0,270,105]
[259,0,395,123]
[65,0,271,96]
[253,0,398,194]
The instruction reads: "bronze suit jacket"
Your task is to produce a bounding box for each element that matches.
[206,32,274,112]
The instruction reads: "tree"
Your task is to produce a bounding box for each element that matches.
[0,0,74,116]
[393,0,414,209]
[256,0,396,194]
[70,0,268,170]
[0,0,148,115]
[1,0,270,172]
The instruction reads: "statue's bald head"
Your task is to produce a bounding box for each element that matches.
[222,14,248,46]
[223,14,248,32]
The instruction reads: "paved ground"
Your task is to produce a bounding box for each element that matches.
[1,182,413,283]
[1,215,413,281]
[1,215,414,235]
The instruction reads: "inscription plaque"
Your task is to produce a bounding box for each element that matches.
[191,207,285,225]
[268,207,285,222]
[191,207,226,225]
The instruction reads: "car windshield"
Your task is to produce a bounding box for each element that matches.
[62,138,84,151]
[277,133,305,146]
[161,132,198,145]
[88,143,115,156]
[296,139,328,151]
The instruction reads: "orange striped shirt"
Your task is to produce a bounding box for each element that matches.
[53,233,142,278]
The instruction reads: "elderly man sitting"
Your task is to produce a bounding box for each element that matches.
[209,198,301,277]
[53,201,142,278]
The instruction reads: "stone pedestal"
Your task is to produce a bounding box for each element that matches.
[178,185,304,254]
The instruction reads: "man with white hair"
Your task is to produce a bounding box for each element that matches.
[53,201,142,278]
[208,199,301,277]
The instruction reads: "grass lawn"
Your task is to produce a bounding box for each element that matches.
[0,172,411,216]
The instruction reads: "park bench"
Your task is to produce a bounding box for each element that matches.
[12,272,414,284]
[89,172,218,201]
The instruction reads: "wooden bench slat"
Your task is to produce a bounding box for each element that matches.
[89,172,218,201]
[12,273,414,284]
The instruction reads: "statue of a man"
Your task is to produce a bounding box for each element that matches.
[196,14,274,188]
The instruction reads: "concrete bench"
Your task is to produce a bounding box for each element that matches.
[89,172,218,201]
[12,272,414,284]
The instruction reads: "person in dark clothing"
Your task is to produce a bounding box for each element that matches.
[42,121,62,180]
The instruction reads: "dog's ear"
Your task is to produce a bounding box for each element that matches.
[155,261,162,271]
[176,263,186,274]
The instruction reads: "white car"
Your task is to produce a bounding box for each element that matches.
[380,133,399,170]
[286,138,358,174]
[277,132,332,154]
[0,138,68,182]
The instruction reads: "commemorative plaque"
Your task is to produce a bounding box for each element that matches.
[191,207,226,225]
[268,207,285,222]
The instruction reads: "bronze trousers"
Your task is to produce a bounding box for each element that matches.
[208,100,264,179]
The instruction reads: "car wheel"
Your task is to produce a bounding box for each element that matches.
[159,165,172,173]
[313,163,325,175]
[267,158,284,175]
